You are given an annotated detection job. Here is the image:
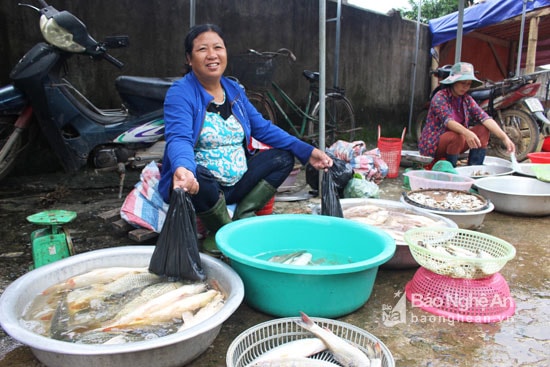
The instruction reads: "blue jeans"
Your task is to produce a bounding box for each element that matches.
[192,148,295,212]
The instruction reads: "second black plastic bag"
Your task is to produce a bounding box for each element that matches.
[321,168,344,218]
[149,188,206,281]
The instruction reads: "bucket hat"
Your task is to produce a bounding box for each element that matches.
[440,62,483,88]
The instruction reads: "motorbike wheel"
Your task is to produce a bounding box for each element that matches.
[414,109,428,143]
[0,115,26,182]
[490,109,540,161]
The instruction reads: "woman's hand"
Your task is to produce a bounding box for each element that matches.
[173,167,199,194]
[464,129,482,149]
[308,148,333,171]
[501,135,516,154]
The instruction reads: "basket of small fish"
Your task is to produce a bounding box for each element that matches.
[226,312,394,367]
[403,227,516,279]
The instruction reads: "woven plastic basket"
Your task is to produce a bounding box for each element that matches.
[405,267,515,323]
[226,317,395,367]
[377,125,406,178]
[403,227,516,279]
[230,54,275,90]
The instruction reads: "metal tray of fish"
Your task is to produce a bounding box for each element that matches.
[401,150,434,167]
[402,189,490,213]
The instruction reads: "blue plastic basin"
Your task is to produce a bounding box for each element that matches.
[216,214,396,318]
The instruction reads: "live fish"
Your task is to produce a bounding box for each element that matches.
[268,251,314,265]
[22,267,227,345]
[294,312,372,367]
[249,357,341,367]
[66,271,163,312]
[42,266,150,295]
[248,337,328,365]
[103,287,219,330]
[178,293,225,332]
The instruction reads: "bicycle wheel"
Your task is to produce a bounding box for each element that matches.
[247,91,277,124]
[310,93,356,147]
[414,109,428,143]
[489,108,540,161]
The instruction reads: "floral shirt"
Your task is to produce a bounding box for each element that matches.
[195,111,247,186]
[418,87,489,157]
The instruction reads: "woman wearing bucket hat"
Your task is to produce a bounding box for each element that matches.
[418,62,515,167]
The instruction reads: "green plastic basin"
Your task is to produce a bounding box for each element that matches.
[216,214,396,318]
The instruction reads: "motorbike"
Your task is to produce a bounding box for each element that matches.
[0,0,174,183]
[414,65,550,161]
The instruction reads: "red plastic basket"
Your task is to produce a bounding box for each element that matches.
[405,267,515,323]
[377,125,406,178]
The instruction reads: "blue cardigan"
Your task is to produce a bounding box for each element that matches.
[159,72,314,202]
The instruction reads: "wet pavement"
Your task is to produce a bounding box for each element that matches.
[0,164,549,367]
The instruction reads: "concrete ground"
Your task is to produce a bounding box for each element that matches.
[0,164,548,367]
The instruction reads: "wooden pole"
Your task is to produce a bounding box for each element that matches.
[525,16,540,74]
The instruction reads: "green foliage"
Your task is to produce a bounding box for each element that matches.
[400,0,475,24]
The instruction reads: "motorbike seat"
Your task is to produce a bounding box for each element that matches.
[469,88,493,101]
[115,76,180,114]
[115,76,179,100]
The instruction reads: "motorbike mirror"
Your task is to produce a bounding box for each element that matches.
[104,36,129,49]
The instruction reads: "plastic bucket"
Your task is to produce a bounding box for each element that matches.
[377,125,406,178]
[255,196,275,216]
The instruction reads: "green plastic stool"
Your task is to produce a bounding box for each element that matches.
[26,210,77,269]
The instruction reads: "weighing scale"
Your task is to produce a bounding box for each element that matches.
[26,210,76,269]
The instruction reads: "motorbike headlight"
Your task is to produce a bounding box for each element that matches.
[39,15,86,53]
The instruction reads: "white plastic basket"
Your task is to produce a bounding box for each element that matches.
[404,227,516,279]
[226,316,395,367]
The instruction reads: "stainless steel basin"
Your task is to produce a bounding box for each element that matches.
[0,246,244,367]
[474,176,550,216]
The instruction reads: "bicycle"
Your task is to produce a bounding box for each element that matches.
[229,48,357,147]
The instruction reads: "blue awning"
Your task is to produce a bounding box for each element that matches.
[429,0,550,47]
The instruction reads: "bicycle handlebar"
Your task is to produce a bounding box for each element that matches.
[247,48,297,62]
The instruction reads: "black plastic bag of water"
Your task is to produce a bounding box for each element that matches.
[149,188,206,281]
[321,168,344,218]
[306,152,353,197]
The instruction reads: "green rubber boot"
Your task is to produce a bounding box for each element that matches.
[197,193,232,256]
[233,180,277,220]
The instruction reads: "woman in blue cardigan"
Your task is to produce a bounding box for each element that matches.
[159,24,332,254]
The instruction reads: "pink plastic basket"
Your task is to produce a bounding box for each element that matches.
[377,125,406,179]
[405,267,515,323]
